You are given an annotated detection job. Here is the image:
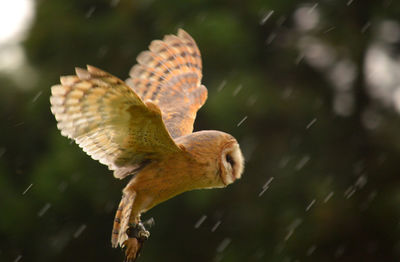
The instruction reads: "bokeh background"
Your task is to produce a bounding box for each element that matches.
[2,0,400,261]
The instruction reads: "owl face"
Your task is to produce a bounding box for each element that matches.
[219,140,244,186]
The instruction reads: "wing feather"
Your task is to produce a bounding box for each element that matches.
[126,29,207,138]
[50,65,181,179]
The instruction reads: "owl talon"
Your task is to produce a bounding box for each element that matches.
[123,220,154,262]
[126,220,152,242]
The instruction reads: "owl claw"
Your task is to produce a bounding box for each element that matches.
[126,220,152,242]
[123,218,155,261]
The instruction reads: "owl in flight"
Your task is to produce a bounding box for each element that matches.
[50,29,244,261]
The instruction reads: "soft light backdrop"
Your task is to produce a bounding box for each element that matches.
[1,0,400,261]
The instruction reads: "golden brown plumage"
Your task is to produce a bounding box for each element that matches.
[50,29,244,261]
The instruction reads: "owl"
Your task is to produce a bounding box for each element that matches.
[50,29,244,261]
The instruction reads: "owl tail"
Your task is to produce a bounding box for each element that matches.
[111,192,136,248]
[112,192,152,261]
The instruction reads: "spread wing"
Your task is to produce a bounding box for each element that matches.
[50,65,181,179]
[126,29,207,138]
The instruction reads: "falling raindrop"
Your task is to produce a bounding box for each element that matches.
[306,199,316,211]
[197,14,207,23]
[294,4,320,31]
[50,232,70,252]
[276,16,286,26]
[14,255,22,262]
[194,215,207,228]
[211,221,221,232]
[110,0,120,7]
[217,80,227,92]
[279,156,290,168]
[216,238,231,253]
[265,32,277,45]
[360,190,377,210]
[295,53,305,65]
[308,3,319,14]
[353,161,365,175]
[262,177,274,189]
[247,95,258,106]
[368,190,377,201]
[233,85,242,96]
[22,183,33,195]
[323,191,334,203]
[258,186,269,197]
[288,218,302,232]
[259,177,274,197]
[58,181,68,192]
[37,203,51,217]
[0,148,5,158]
[306,245,317,256]
[282,87,293,99]
[361,21,371,33]
[323,26,336,34]
[260,10,274,25]
[237,116,248,127]
[306,118,317,129]
[345,188,356,199]
[253,248,265,259]
[73,224,87,238]
[355,174,367,189]
[85,6,96,19]
[98,46,108,58]
[284,229,294,241]
[347,0,354,6]
[295,155,310,170]
[32,90,42,103]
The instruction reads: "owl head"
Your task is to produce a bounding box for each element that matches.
[176,130,244,189]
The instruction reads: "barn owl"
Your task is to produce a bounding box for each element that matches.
[50,29,244,261]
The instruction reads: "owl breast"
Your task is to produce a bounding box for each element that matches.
[124,130,243,214]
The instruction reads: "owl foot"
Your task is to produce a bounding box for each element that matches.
[126,218,154,241]
[123,218,155,262]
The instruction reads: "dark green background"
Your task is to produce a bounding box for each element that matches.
[2,0,400,261]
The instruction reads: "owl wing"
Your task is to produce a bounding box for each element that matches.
[126,29,207,139]
[50,65,182,179]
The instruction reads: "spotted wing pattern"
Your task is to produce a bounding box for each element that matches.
[126,29,207,138]
[50,65,181,179]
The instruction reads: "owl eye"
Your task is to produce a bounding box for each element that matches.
[226,154,235,167]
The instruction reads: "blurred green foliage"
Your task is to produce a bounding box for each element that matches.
[2,0,400,261]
